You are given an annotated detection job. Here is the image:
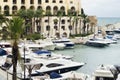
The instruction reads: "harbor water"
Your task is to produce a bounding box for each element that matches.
[54,41,120,75]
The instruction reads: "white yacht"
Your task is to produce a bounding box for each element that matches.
[92,64,120,80]
[36,39,56,51]
[0,41,12,54]
[54,43,66,50]
[52,38,75,49]
[85,38,110,47]
[0,55,85,80]
[31,50,73,60]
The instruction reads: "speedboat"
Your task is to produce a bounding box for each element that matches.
[31,50,73,60]
[34,58,85,74]
[92,64,120,80]
[113,28,120,33]
[54,43,65,50]
[85,38,110,47]
[52,38,75,49]
[0,54,85,80]
[36,39,56,51]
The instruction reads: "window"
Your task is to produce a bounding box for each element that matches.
[46,63,63,68]
[30,0,34,4]
[61,19,65,24]
[4,0,8,2]
[52,0,56,3]
[46,25,50,31]
[61,26,65,30]
[45,0,49,3]
[59,0,63,3]
[45,20,48,22]
[21,0,25,4]
[54,26,58,30]
[70,1,73,4]
[38,0,41,4]
[13,0,17,4]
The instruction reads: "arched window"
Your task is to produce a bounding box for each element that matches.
[13,0,17,4]
[71,6,76,15]
[30,6,35,10]
[4,5,10,16]
[21,6,26,10]
[53,6,58,15]
[45,0,49,3]
[30,0,34,4]
[71,6,75,12]
[38,0,41,4]
[60,6,65,15]
[46,6,51,11]
[46,6,51,15]
[21,0,25,4]
[59,0,63,3]
[37,6,42,10]
[63,32,67,37]
[52,0,56,3]
[12,6,17,14]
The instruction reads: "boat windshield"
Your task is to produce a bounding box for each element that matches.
[46,63,63,68]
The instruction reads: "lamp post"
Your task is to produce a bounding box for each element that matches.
[23,40,26,79]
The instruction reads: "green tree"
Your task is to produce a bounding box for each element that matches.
[17,9,34,35]
[6,17,24,80]
[34,9,44,33]
[45,10,51,36]
[57,10,64,38]
[0,14,9,39]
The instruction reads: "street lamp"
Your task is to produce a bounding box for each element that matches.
[23,39,26,79]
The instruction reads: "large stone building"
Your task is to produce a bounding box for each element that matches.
[0,0,97,38]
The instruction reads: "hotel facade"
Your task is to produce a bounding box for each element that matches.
[0,0,97,38]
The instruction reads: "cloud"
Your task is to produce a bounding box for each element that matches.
[81,0,120,17]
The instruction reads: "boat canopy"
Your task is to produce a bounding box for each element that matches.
[50,72,62,79]
[0,49,7,56]
[34,50,51,55]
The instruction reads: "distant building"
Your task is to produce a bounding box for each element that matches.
[0,0,97,38]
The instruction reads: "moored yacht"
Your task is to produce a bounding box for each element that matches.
[52,38,75,49]
[85,38,110,47]
[0,54,85,80]
[92,64,120,80]
[31,50,73,60]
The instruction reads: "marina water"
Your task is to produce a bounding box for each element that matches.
[1,17,120,79]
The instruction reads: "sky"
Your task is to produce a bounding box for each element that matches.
[81,0,120,17]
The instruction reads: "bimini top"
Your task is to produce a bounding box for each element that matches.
[0,48,7,56]
[34,50,51,55]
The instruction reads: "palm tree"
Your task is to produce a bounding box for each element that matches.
[68,9,73,36]
[34,9,44,33]
[57,10,64,38]
[6,17,24,80]
[45,10,51,37]
[0,14,8,27]
[0,14,9,39]
[17,9,34,35]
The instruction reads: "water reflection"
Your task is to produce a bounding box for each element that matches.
[54,41,120,75]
